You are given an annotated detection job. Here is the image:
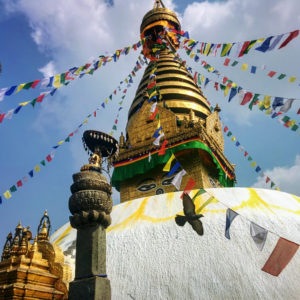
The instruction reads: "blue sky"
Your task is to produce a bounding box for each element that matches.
[0,0,300,246]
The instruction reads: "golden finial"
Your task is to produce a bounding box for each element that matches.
[154,0,165,9]
[16,221,22,230]
[18,233,28,256]
[11,236,20,257]
[37,210,51,241]
[214,104,221,113]
[38,220,48,241]
[189,109,195,122]
[30,237,38,252]
[119,132,125,148]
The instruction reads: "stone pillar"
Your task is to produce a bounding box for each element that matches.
[68,170,112,300]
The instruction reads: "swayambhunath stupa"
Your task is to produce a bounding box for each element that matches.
[0,0,299,299]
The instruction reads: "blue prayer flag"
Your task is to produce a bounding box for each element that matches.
[167,161,181,177]
[255,36,273,52]
[251,66,257,74]
[153,126,162,138]
[50,88,57,96]
[5,86,17,96]
[14,106,22,114]
[101,103,105,108]
[28,170,34,178]
[255,166,262,173]
[272,97,284,110]
[47,77,54,87]
[225,208,238,239]
[228,88,237,102]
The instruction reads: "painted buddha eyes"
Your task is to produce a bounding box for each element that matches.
[161,178,174,186]
[137,183,157,192]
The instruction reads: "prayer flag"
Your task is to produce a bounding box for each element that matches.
[148,152,151,162]
[291,124,299,131]
[231,136,236,142]
[268,71,276,77]
[248,156,253,162]
[263,95,271,109]
[5,86,17,96]
[223,126,229,133]
[0,88,8,101]
[251,66,257,74]
[238,41,251,57]
[36,93,46,103]
[158,139,168,155]
[249,93,260,110]
[163,154,176,172]
[16,83,25,93]
[272,97,284,110]
[240,92,253,105]
[227,131,232,137]
[46,155,52,162]
[204,78,210,88]
[250,222,268,251]
[167,161,181,177]
[171,169,186,190]
[255,36,273,52]
[41,160,46,166]
[262,237,299,276]
[251,161,257,167]
[224,58,230,66]
[153,132,165,146]
[0,196,2,204]
[31,79,40,88]
[214,82,219,91]
[228,88,237,102]
[236,141,240,147]
[224,86,230,97]
[34,165,40,172]
[271,182,275,188]
[10,185,17,193]
[255,166,261,173]
[280,99,294,113]
[220,43,232,57]
[241,64,248,71]
[278,74,286,80]
[288,76,296,83]
[231,61,238,67]
[17,180,23,187]
[225,208,238,239]
[266,177,270,183]
[268,34,284,51]
[180,178,196,199]
[279,30,299,49]
[28,170,34,178]
[4,190,11,199]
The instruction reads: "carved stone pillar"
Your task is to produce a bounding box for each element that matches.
[68,170,112,300]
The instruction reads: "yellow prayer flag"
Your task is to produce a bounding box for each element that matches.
[188,39,195,47]
[196,196,219,214]
[288,76,296,83]
[19,101,30,106]
[224,86,230,96]
[53,74,62,88]
[74,66,84,75]
[201,75,205,83]
[58,141,64,145]
[105,98,109,104]
[265,108,272,115]
[241,64,248,71]
[3,190,11,199]
[231,83,238,88]
[275,187,280,191]
[163,154,176,172]
[157,120,161,129]
[208,67,214,72]
[150,68,157,75]
[34,165,40,172]
[221,43,232,56]
[97,61,102,68]
[204,43,211,56]
[263,95,271,109]
[251,161,257,167]
[190,53,196,59]
[109,131,114,136]
[149,90,157,99]
[108,57,113,62]
[231,136,236,142]
[83,119,88,124]
[116,50,120,56]
[125,78,128,84]
[289,120,296,127]
[16,83,26,93]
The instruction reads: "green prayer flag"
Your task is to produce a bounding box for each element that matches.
[248,156,253,161]
[155,113,160,120]
[220,84,226,90]
[60,73,66,84]
[31,98,37,107]
[292,124,299,131]
[271,182,275,188]
[227,131,232,137]
[231,61,239,67]
[186,49,191,55]
[23,82,34,90]
[282,116,290,123]
[278,74,286,80]
[249,94,260,110]
[242,40,257,55]
[10,185,17,193]
[204,64,210,69]
[122,95,125,99]
[65,137,70,142]
[109,95,112,100]
[192,188,207,201]
[112,125,117,130]
[40,160,46,166]
[88,69,94,75]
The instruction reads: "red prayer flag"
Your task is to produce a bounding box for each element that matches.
[268,71,276,77]
[123,89,127,93]
[0,113,5,123]
[31,79,41,89]
[223,126,228,133]
[180,178,196,199]
[36,93,46,103]
[115,119,118,124]
[238,41,251,57]
[244,151,248,157]
[158,139,168,156]
[214,82,219,91]
[262,237,299,276]
[193,72,198,84]
[46,155,52,162]
[297,108,300,114]
[93,111,96,117]
[266,177,270,183]
[223,77,228,84]
[149,107,158,120]
[17,180,23,187]
[147,81,156,90]
[279,30,299,49]
[241,92,253,105]
[65,72,75,80]
[69,132,74,137]
[113,90,117,95]
[224,58,230,66]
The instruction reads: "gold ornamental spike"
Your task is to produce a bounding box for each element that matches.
[154,0,165,9]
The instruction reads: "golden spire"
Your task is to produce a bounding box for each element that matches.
[154,0,165,9]
[37,210,51,241]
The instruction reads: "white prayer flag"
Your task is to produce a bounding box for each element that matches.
[171,169,186,190]
[5,109,14,119]
[0,88,8,101]
[250,222,268,251]
[150,102,157,113]
[280,98,294,113]
[153,132,164,146]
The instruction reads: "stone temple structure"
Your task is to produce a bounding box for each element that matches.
[50,1,299,299]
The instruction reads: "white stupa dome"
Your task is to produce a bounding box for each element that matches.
[51,188,300,299]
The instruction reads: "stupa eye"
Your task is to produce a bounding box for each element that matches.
[161,177,174,186]
[137,183,157,192]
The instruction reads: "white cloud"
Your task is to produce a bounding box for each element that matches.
[252,155,300,196]
[38,61,57,77]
